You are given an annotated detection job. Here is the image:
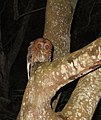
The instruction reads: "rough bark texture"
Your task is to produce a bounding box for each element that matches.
[17,37,101,120]
[17,0,101,119]
[58,68,101,120]
[44,0,73,59]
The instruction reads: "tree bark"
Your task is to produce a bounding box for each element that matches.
[17,37,101,120]
[58,68,101,120]
[44,0,73,59]
[17,0,101,119]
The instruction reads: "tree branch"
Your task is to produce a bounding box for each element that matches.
[44,0,73,59]
[14,7,45,21]
[17,37,101,120]
[13,0,19,20]
[34,37,101,93]
[0,0,8,15]
[17,0,101,119]
[59,68,101,120]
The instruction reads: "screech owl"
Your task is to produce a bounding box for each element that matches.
[27,38,53,79]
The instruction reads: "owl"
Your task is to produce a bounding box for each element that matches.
[27,38,53,79]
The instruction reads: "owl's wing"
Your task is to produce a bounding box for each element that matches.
[27,43,33,79]
[27,61,31,79]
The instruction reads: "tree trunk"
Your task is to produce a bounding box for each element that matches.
[17,0,101,119]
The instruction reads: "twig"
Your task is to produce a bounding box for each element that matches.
[13,0,19,20]
[14,7,45,20]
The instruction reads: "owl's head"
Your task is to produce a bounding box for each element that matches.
[28,38,53,63]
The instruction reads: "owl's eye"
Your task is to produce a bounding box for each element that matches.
[37,43,41,49]
[45,44,50,50]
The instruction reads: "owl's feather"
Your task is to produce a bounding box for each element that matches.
[27,38,53,79]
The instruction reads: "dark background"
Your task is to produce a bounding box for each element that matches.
[0,0,101,119]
